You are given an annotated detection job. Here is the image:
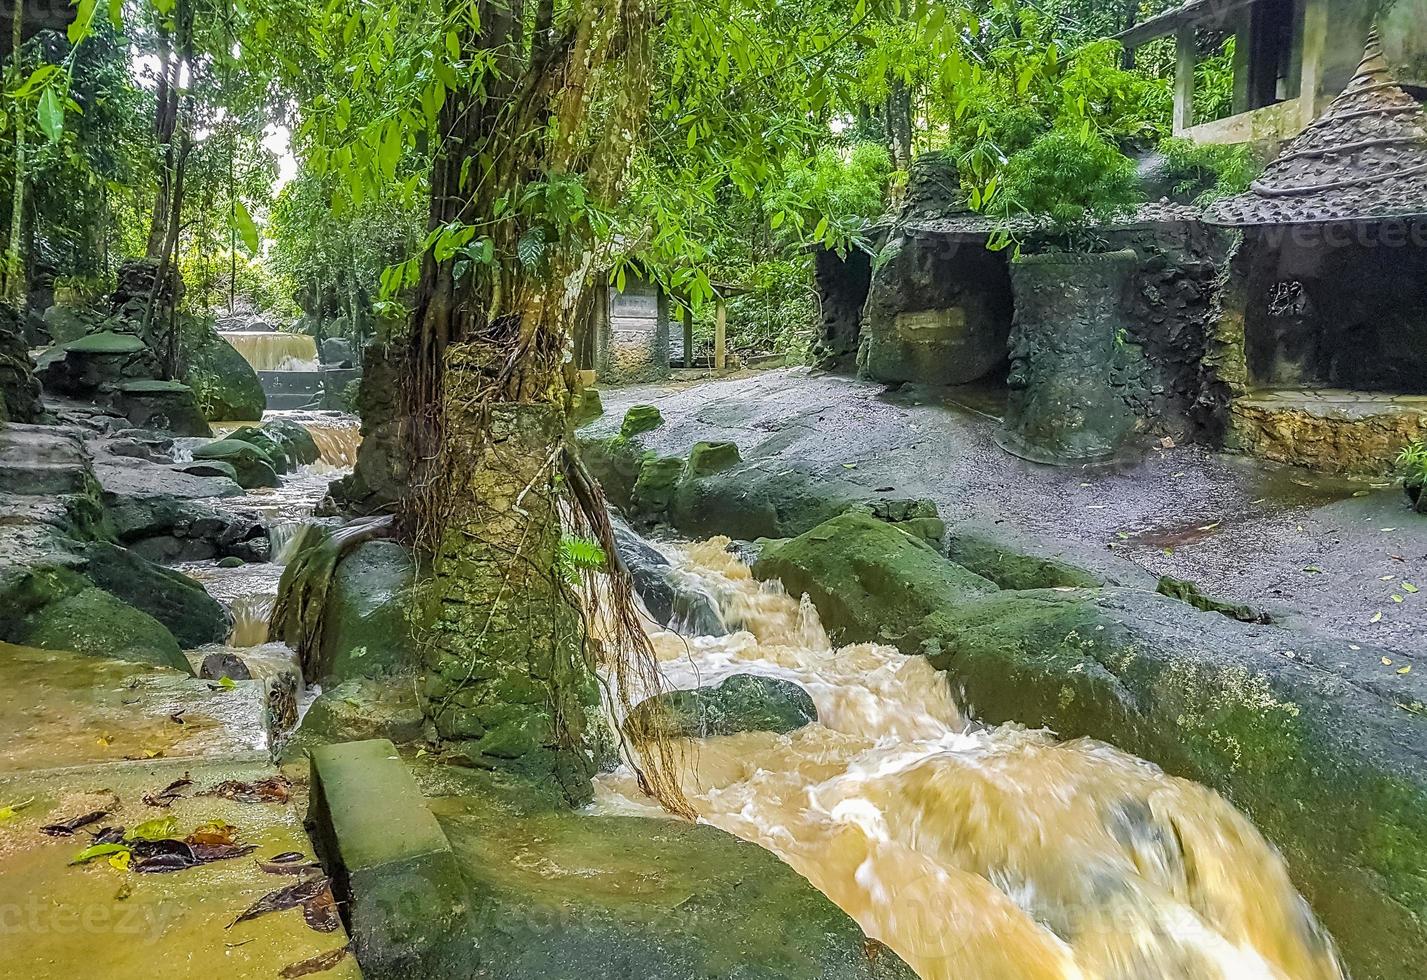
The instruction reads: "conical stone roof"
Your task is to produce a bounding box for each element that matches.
[1206,30,1427,226]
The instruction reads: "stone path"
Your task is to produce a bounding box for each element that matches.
[594,368,1427,655]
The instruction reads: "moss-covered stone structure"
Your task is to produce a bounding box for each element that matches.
[1208,32,1427,473]
[813,34,1427,474]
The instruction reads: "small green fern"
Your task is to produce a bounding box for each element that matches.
[1396,440,1427,489]
[559,535,608,583]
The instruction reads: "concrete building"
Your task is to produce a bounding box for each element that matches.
[1119,0,1427,147]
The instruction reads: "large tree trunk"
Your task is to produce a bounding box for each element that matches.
[370,0,684,811]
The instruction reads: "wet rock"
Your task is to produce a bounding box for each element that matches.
[223,426,294,474]
[947,531,1103,590]
[0,425,93,496]
[199,650,252,681]
[626,673,817,739]
[40,304,105,346]
[96,456,265,562]
[177,460,239,481]
[611,519,725,636]
[293,678,423,751]
[620,404,663,438]
[15,587,193,674]
[78,541,231,647]
[177,319,265,422]
[110,379,212,437]
[216,556,245,569]
[261,416,321,466]
[314,539,417,683]
[190,438,280,489]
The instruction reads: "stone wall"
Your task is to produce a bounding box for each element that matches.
[597,274,671,385]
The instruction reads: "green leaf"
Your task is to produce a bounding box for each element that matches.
[72,842,131,865]
[0,797,34,821]
[13,65,59,97]
[232,199,260,254]
[68,0,97,44]
[126,815,178,842]
[37,88,63,142]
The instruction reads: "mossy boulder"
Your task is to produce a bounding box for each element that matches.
[620,404,663,438]
[683,440,741,477]
[178,319,265,422]
[753,510,997,644]
[630,455,685,523]
[226,426,294,474]
[627,673,817,739]
[1156,574,1271,624]
[17,587,193,673]
[111,379,212,437]
[946,531,1103,590]
[79,541,230,647]
[191,438,280,489]
[262,417,321,466]
[315,540,417,683]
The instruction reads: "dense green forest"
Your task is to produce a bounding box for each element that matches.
[1,0,1250,359]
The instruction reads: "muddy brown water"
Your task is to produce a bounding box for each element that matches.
[596,538,1344,979]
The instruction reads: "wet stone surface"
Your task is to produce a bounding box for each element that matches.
[592,369,1427,655]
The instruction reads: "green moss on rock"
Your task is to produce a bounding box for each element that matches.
[191,438,280,489]
[620,404,663,438]
[754,510,998,644]
[627,673,817,739]
[17,587,192,673]
[684,440,741,477]
[947,531,1103,590]
[179,320,266,422]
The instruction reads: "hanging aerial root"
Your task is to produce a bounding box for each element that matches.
[563,442,695,820]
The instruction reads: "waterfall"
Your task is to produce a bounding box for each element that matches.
[595,536,1345,980]
[219,331,322,372]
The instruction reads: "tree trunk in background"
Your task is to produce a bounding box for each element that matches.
[146,0,191,260]
[3,0,27,304]
[889,78,914,170]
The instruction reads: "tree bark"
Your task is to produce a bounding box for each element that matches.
[3,0,27,305]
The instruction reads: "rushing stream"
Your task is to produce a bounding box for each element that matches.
[595,538,1344,980]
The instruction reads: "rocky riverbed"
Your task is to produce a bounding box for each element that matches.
[590,367,1427,656]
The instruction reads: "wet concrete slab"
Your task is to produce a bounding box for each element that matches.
[593,369,1427,655]
[0,642,357,978]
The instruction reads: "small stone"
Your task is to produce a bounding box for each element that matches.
[217,556,245,568]
[199,651,252,681]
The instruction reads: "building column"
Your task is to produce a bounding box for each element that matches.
[1299,0,1329,126]
[1174,24,1197,134]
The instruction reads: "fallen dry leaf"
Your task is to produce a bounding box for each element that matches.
[279,946,350,978]
[40,809,111,837]
[230,876,331,928]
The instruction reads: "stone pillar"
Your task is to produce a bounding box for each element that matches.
[421,344,596,803]
[1173,25,1197,134]
[1000,250,1141,465]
